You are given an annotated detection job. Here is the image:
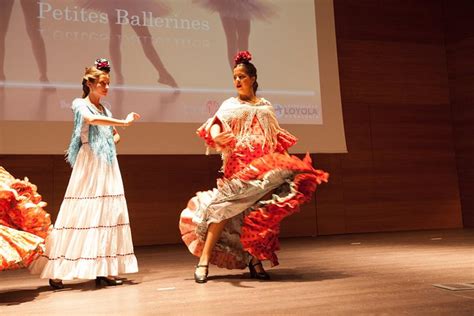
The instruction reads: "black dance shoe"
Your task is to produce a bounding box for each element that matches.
[248,261,270,280]
[194,264,209,284]
[49,279,64,289]
[95,276,123,286]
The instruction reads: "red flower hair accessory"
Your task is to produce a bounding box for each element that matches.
[234,51,252,66]
[95,58,111,72]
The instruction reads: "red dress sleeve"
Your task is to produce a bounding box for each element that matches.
[196,115,235,152]
[275,128,298,153]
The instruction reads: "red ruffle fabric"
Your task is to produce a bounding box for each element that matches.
[275,129,298,153]
[179,153,328,269]
[196,116,235,152]
[239,153,327,266]
[0,167,51,271]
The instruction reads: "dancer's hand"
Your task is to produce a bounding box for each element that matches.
[124,112,141,126]
[213,130,235,148]
[113,128,121,144]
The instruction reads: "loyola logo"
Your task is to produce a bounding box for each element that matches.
[273,104,319,119]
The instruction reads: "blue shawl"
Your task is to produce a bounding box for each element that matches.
[66,100,116,167]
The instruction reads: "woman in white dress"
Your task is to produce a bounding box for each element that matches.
[31,58,140,289]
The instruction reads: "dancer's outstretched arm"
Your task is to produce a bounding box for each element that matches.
[84,112,140,127]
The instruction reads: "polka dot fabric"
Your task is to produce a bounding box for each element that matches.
[180,98,329,269]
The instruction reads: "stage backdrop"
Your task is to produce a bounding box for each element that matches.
[0,0,346,154]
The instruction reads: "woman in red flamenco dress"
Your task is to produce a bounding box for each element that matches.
[0,167,51,271]
[179,51,328,283]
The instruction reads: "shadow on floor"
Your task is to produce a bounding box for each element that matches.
[0,278,139,306]
[185,266,351,288]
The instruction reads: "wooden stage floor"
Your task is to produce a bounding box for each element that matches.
[1,229,473,315]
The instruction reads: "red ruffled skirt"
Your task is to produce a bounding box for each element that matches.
[0,167,51,271]
[179,153,328,269]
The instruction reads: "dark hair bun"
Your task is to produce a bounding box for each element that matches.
[95,58,111,72]
[233,51,252,66]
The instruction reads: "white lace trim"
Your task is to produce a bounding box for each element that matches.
[217,97,280,151]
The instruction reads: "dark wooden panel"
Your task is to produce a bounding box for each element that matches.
[120,155,216,245]
[337,102,376,234]
[314,154,345,235]
[445,0,474,228]
[443,0,474,43]
[337,40,449,105]
[333,0,462,232]
[334,0,445,44]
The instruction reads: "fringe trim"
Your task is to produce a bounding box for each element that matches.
[65,103,116,167]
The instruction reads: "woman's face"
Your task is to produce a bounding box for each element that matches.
[233,65,255,97]
[89,74,110,97]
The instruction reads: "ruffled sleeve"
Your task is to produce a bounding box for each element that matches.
[196,100,235,153]
[275,128,298,153]
[196,115,224,149]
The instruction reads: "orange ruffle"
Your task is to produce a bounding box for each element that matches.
[0,167,51,270]
[0,225,45,271]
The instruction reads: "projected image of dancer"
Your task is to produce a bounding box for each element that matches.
[78,0,178,88]
[0,0,50,83]
[179,51,328,283]
[0,167,51,272]
[30,59,140,289]
[194,0,276,69]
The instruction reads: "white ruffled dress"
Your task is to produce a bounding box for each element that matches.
[31,98,138,280]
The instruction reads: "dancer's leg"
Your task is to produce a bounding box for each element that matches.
[195,219,229,276]
[108,13,124,84]
[219,14,238,69]
[0,0,14,81]
[20,0,48,81]
[130,25,177,88]
[236,19,251,52]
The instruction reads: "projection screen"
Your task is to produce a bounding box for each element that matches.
[0,0,346,154]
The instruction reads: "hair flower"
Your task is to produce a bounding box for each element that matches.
[234,51,252,66]
[95,58,111,72]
